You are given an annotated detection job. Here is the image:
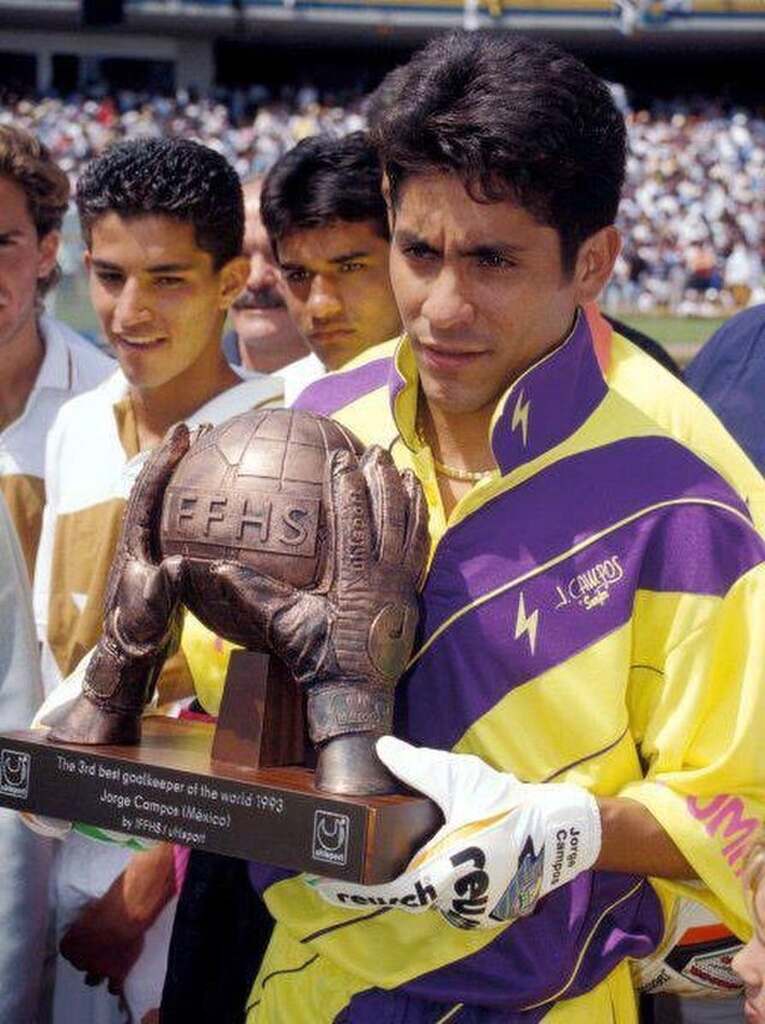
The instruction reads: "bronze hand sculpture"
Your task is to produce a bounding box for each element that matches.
[49,408,430,798]
[49,423,191,745]
[204,445,429,794]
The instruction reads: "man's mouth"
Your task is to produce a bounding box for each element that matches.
[417,340,487,370]
[310,326,355,343]
[233,287,286,312]
[114,335,168,350]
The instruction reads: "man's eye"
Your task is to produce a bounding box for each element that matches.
[402,243,437,261]
[155,276,185,287]
[477,253,515,270]
[339,261,364,273]
[285,269,310,284]
[95,271,123,285]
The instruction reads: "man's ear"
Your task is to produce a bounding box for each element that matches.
[37,230,60,281]
[381,171,395,234]
[218,255,250,309]
[574,226,621,304]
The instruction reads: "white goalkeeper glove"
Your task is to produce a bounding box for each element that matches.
[306,736,601,929]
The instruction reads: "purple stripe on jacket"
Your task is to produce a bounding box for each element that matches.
[293,357,392,417]
[397,445,761,753]
[338,873,662,1022]
[421,435,752,644]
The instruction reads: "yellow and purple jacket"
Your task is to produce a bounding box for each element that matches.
[238,311,765,1023]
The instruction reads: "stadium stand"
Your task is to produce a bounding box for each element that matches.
[1,86,762,318]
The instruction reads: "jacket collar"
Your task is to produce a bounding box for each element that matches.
[388,309,608,476]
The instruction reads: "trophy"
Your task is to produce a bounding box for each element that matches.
[0,410,440,882]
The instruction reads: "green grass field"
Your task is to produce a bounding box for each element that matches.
[619,314,726,368]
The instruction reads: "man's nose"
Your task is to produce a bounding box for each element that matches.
[731,941,760,988]
[113,280,153,331]
[248,251,278,292]
[420,266,474,330]
[307,276,343,322]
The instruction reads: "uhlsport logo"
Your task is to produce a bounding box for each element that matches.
[0,749,31,799]
[312,810,350,867]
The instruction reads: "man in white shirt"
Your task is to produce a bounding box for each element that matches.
[0,124,112,580]
[32,136,282,1024]
[0,492,53,1024]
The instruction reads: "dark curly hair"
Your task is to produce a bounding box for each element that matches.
[260,132,388,256]
[76,137,244,270]
[0,124,70,298]
[368,31,626,275]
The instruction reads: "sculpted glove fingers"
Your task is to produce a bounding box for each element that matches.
[309,739,601,930]
[330,448,375,591]
[49,426,191,744]
[360,446,410,565]
[204,561,304,653]
[400,469,430,588]
[113,555,185,654]
[121,422,190,565]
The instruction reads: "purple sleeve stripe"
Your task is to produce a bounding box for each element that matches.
[384,873,661,1017]
[292,357,393,416]
[638,502,764,594]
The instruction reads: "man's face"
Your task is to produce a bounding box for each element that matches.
[231,183,306,359]
[389,173,593,418]
[86,212,245,391]
[0,175,58,348]
[733,873,765,1023]
[278,219,401,371]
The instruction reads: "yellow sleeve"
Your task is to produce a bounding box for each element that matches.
[622,564,765,938]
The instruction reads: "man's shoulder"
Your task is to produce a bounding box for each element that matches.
[685,305,765,397]
[189,370,285,427]
[41,316,114,390]
[48,368,125,449]
[293,338,398,418]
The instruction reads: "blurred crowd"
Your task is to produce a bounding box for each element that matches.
[609,100,765,315]
[1,84,764,315]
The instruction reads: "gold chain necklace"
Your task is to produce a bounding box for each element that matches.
[432,458,495,482]
[415,407,495,482]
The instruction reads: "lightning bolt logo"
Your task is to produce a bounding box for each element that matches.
[511,390,531,447]
[514,591,539,655]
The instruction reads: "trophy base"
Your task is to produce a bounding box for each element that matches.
[0,717,440,882]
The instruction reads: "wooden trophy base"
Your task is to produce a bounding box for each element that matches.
[0,652,440,882]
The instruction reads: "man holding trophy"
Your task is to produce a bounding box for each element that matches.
[33,29,765,1024]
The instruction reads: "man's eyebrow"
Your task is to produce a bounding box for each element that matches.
[461,242,524,260]
[146,262,194,273]
[393,229,439,250]
[90,260,194,273]
[328,250,370,264]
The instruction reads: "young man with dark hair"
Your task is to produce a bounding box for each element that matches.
[259,131,402,373]
[31,136,282,1024]
[217,32,763,1022]
[0,124,112,579]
